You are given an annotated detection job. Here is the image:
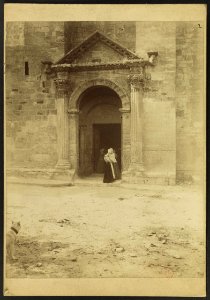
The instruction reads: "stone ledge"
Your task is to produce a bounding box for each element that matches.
[6,167,75,186]
[122,173,176,185]
[6,168,55,179]
[6,177,73,187]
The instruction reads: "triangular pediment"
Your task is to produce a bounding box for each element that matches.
[56,31,140,65]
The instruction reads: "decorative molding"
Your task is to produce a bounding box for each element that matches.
[147,51,158,64]
[52,59,147,72]
[68,108,79,115]
[119,107,130,113]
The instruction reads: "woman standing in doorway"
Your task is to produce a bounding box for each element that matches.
[103,148,120,183]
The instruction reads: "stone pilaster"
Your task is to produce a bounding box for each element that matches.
[54,73,71,170]
[51,71,76,182]
[127,67,144,176]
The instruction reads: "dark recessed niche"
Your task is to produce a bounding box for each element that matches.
[25,61,29,75]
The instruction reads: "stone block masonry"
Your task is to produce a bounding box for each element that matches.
[136,22,176,183]
[5,22,65,170]
[176,22,204,182]
[64,21,136,54]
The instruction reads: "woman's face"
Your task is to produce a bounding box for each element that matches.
[108,148,113,154]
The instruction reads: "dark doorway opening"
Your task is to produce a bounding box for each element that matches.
[93,123,121,173]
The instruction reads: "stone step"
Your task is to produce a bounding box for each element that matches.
[74,180,122,187]
[6,177,73,187]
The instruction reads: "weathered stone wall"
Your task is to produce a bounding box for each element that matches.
[175,22,204,182]
[5,22,65,170]
[64,21,136,54]
[136,22,176,183]
[5,21,204,183]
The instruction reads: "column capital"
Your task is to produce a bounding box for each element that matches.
[54,70,71,96]
[128,69,152,91]
[128,66,145,89]
[54,78,70,93]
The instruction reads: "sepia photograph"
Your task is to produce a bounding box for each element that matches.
[4,4,206,296]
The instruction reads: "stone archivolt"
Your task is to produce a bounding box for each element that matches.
[68,78,130,111]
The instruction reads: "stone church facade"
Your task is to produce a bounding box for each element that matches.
[5,21,204,184]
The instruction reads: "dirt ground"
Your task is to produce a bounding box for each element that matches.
[5,181,205,278]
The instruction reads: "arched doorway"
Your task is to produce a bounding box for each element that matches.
[78,86,122,176]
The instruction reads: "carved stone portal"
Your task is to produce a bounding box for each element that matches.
[51,31,157,183]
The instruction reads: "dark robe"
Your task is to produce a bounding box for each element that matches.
[103,162,115,183]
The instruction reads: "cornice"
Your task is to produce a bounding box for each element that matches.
[52,59,153,73]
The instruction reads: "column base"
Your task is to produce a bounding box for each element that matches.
[121,163,144,183]
[128,162,144,173]
[51,160,75,182]
[55,159,71,170]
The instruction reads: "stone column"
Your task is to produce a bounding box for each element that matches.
[128,69,144,175]
[68,109,79,170]
[119,107,131,172]
[54,72,71,171]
